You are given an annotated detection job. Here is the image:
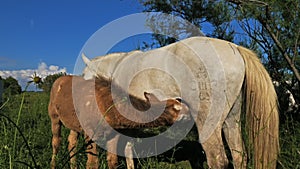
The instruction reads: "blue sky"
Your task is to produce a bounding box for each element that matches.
[0,0,149,89]
[0,0,144,71]
[0,0,218,91]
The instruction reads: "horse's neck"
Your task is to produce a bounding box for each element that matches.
[112,94,173,128]
[128,95,151,111]
[95,77,149,110]
[95,78,173,129]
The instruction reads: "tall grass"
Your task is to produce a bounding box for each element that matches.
[12,84,29,167]
[0,91,299,168]
[277,116,300,169]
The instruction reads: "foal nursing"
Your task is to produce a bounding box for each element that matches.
[48,75,190,168]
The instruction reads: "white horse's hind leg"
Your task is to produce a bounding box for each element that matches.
[200,125,229,168]
[223,93,247,169]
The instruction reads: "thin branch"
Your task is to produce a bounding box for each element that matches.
[238,19,268,53]
[261,21,300,81]
[227,0,267,6]
[292,28,300,63]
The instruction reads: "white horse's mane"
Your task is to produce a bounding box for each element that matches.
[90,50,142,61]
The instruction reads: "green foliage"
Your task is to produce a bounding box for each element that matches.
[140,0,236,46]
[38,72,66,92]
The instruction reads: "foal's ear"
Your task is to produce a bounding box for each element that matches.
[144,92,160,102]
[173,103,182,111]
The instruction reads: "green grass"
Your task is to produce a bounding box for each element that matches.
[277,117,300,169]
[0,92,51,168]
[0,92,299,168]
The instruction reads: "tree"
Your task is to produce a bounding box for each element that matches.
[140,0,299,115]
[140,0,236,46]
[228,0,300,80]
[38,72,66,92]
[226,0,300,118]
[1,76,22,98]
[0,76,3,103]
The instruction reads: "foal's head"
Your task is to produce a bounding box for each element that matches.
[144,92,191,123]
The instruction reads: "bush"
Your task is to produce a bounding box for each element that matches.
[0,76,22,98]
[38,72,66,92]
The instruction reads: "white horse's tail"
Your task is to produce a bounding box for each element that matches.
[237,46,279,169]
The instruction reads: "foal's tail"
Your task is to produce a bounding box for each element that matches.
[237,46,279,169]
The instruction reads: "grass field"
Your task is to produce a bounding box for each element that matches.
[0,92,299,168]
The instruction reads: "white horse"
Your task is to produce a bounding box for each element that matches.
[82,37,279,169]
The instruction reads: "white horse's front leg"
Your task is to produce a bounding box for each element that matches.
[106,134,120,169]
[124,141,135,169]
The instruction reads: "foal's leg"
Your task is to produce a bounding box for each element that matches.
[68,130,79,169]
[85,136,99,169]
[223,93,247,169]
[106,134,120,169]
[50,113,62,169]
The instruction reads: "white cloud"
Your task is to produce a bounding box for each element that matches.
[38,62,48,72]
[49,65,58,71]
[0,62,67,91]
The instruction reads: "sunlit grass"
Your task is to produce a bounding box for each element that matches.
[0,91,299,168]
